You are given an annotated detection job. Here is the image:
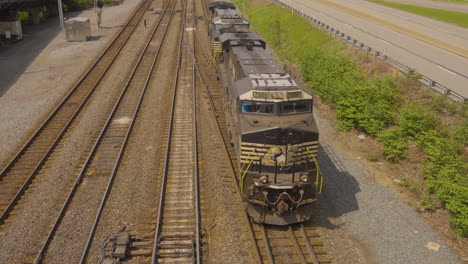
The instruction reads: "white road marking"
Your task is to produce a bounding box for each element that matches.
[437,65,456,75]
[380,39,392,45]
[344,23,353,28]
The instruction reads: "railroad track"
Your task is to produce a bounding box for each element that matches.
[0,0,152,226]
[31,1,177,263]
[253,224,330,264]
[191,4,331,263]
[187,9,263,263]
[151,0,201,262]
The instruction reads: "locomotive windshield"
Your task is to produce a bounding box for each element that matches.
[240,100,312,115]
[241,101,274,114]
[279,100,311,115]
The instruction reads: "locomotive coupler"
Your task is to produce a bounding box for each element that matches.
[277,200,289,215]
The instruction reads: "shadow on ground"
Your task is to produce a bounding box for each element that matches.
[0,17,61,96]
[0,10,95,96]
[307,144,361,229]
[87,35,102,41]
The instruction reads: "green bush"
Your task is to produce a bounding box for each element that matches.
[18,12,31,24]
[447,101,459,115]
[420,191,435,210]
[451,120,468,147]
[406,68,422,81]
[39,10,50,22]
[421,134,468,235]
[377,127,408,162]
[367,152,379,162]
[300,48,398,135]
[397,103,439,139]
[430,93,448,113]
[64,0,94,11]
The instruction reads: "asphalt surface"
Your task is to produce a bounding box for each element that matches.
[0,17,60,96]
[281,0,468,99]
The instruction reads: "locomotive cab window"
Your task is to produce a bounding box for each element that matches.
[240,101,274,114]
[280,100,311,115]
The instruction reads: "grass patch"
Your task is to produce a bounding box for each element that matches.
[63,0,111,11]
[430,0,468,3]
[17,10,51,24]
[367,0,468,28]
[18,12,31,24]
[233,0,468,236]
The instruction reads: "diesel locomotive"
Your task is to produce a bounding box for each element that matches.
[208,1,322,225]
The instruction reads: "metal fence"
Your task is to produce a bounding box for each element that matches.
[272,0,467,103]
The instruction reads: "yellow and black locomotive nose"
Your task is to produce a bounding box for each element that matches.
[240,128,319,167]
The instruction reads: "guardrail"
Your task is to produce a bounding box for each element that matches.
[272,0,467,103]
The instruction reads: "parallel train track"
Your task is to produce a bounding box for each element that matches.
[0,0,152,225]
[151,0,201,262]
[32,1,177,262]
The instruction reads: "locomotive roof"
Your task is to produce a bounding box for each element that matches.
[249,73,298,88]
[208,1,235,12]
[212,15,249,25]
[232,46,283,75]
[235,74,305,95]
[220,32,266,50]
[231,47,311,95]
[213,8,241,17]
[219,25,252,34]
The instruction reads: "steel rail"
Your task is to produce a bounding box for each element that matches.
[185,22,263,263]
[261,225,276,264]
[288,226,308,264]
[33,2,175,263]
[190,0,202,261]
[152,0,202,262]
[199,0,209,21]
[79,1,177,262]
[299,224,320,264]
[0,0,151,225]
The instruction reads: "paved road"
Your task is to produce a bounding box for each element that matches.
[280,0,468,99]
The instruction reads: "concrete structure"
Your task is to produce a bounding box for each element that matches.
[0,19,21,39]
[65,16,90,42]
[0,0,57,41]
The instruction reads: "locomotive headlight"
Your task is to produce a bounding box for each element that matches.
[259,175,269,184]
[300,174,309,183]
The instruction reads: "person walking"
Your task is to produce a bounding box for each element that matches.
[97,0,104,28]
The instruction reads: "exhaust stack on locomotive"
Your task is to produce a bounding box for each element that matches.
[209,1,322,225]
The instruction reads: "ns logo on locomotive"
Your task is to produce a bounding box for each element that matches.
[208,1,322,225]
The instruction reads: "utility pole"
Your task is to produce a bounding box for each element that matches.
[57,0,64,29]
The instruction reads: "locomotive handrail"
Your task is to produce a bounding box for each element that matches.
[240,158,255,194]
[240,151,256,172]
[307,148,323,193]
